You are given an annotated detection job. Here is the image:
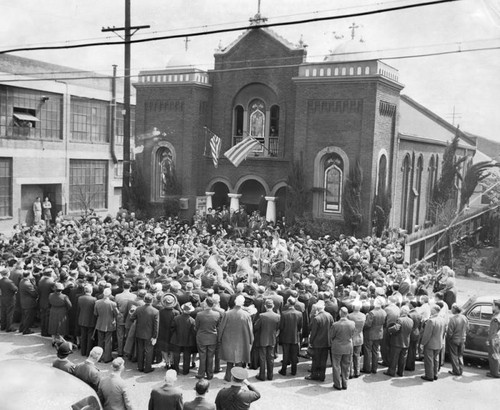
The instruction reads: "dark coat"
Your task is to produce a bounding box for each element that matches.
[37,276,54,309]
[254,310,280,347]
[184,396,215,410]
[78,294,97,328]
[389,315,414,349]
[48,291,72,335]
[331,317,355,355]
[157,308,178,352]
[219,306,254,363]
[0,277,17,301]
[132,303,159,340]
[447,313,469,344]
[171,312,196,347]
[408,308,422,341]
[19,278,38,309]
[195,308,221,346]
[310,311,334,348]
[148,384,183,410]
[364,307,387,341]
[279,306,303,345]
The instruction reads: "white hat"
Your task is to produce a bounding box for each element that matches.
[235,295,245,307]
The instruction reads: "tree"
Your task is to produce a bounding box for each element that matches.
[343,158,363,236]
[286,159,312,221]
[460,161,500,211]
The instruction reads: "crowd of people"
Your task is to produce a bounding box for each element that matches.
[1,208,500,409]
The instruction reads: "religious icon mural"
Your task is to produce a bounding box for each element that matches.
[156,146,180,197]
[323,154,344,213]
[249,99,265,153]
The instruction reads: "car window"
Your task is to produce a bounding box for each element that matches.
[467,305,481,320]
[481,305,493,321]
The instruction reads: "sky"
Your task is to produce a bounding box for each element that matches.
[1,0,499,141]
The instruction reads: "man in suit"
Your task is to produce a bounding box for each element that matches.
[0,268,18,332]
[148,369,183,410]
[97,357,133,410]
[131,293,159,373]
[171,302,197,375]
[78,284,97,357]
[447,303,469,376]
[487,299,500,378]
[361,296,387,374]
[331,307,355,390]
[94,288,118,363]
[384,305,414,377]
[37,268,54,337]
[184,379,215,410]
[420,304,446,381]
[19,270,38,334]
[406,300,422,371]
[347,301,365,378]
[114,280,136,357]
[74,346,103,392]
[211,294,225,374]
[381,295,400,367]
[254,298,280,381]
[278,297,303,376]
[306,300,334,382]
[195,297,221,380]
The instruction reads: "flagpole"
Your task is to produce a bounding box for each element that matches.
[203,126,208,157]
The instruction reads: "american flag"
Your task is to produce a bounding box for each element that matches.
[209,132,221,168]
[224,137,261,167]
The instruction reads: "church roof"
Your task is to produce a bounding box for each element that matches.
[215,27,302,55]
[324,38,373,63]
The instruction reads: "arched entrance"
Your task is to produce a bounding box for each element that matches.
[238,179,267,214]
[275,186,287,221]
[211,182,230,210]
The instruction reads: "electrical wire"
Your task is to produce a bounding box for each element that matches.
[0,0,462,55]
[0,42,498,83]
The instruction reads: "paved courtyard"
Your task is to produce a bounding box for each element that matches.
[0,276,498,410]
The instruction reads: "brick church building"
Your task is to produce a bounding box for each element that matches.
[133,21,475,236]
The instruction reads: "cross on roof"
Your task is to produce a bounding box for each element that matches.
[184,36,191,51]
[249,0,267,25]
[349,22,359,40]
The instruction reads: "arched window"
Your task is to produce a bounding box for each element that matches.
[249,99,266,138]
[426,155,436,221]
[323,154,344,213]
[377,154,387,195]
[270,105,279,136]
[400,154,411,230]
[234,105,244,136]
[415,155,423,226]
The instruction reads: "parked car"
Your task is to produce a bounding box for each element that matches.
[0,359,102,410]
[461,295,497,359]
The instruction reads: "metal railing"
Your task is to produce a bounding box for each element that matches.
[232,136,280,158]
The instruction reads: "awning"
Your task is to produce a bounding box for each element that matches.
[13,113,40,122]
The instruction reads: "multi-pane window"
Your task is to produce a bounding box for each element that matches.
[69,160,108,211]
[0,158,12,217]
[323,154,343,213]
[71,98,108,143]
[0,85,62,140]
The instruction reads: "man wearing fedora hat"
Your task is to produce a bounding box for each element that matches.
[215,367,261,410]
[131,293,159,373]
[0,267,17,332]
[52,341,75,374]
[171,302,197,375]
[94,288,119,363]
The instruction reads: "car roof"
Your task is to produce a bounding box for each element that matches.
[464,295,498,304]
[0,359,101,410]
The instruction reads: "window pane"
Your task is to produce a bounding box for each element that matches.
[69,160,108,211]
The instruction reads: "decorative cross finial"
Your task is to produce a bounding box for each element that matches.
[184,36,191,51]
[249,0,267,25]
[349,22,359,40]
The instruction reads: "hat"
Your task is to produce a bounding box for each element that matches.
[234,295,245,307]
[144,293,154,303]
[231,366,248,381]
[103,288,112,297]
[57,342,73,356]
[182,302,195,313]
[161,293,177,309]
[55,282,64,291]
[40,246,50,253]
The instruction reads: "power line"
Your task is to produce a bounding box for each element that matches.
[0,43,498,84]
[0,0,462,55]
[0,0,423,50]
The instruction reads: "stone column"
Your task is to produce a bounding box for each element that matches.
[228,193,242,212]
[265,196,277,223]
[205,191,215,210]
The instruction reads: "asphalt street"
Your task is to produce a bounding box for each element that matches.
[0,277,498,410]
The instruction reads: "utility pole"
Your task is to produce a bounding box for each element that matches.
[102,0,150,209]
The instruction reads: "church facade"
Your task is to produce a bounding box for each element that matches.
[133,26,476,236]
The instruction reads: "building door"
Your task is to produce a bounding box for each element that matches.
[21,184,62,225]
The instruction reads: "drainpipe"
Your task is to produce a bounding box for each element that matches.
[110,65,118,164]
